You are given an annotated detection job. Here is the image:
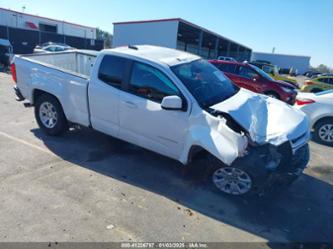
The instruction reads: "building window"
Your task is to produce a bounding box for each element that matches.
[39,23,57,33]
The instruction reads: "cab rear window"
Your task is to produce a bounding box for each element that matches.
[98,55,128,88]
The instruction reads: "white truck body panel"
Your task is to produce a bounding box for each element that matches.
[14,51,97,127]
[19,50,97,78]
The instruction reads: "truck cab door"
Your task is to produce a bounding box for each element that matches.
[118,62,189,159]
[88,55,130,137]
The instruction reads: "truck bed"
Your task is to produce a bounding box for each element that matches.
[18,50,97,79]
[14,50,98,127]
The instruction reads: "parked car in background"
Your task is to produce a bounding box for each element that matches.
[317,73,333,77]
[11,45,310,196]
[33,43,74,53]
[217,56,237,62]
[0,38,13,69]
[303,71,321,78]
[301,76,333,93]
[253,59,271,64]
[250,61,298,87]
[210,60,298,104]
[310,73,323,79]
[279,68,291,75]
[295,90,333,145]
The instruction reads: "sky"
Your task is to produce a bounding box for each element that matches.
[1,0,332,67]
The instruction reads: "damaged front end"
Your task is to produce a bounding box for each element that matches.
[208,105,310,192]
[231,142,310,189]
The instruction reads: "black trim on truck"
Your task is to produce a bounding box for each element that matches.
[13,85,25,101]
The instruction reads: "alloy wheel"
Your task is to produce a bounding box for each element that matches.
[212,167,252,195]
[39,101,58,129]
[318,124,333,143]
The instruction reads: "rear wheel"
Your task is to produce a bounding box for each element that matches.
[314,118,333,146]
[35,94,68,136]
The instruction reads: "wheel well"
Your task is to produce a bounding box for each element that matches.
[33,89,52,104]
[313,117,333,129]
[32,89,67,119]
[187,145,209,165]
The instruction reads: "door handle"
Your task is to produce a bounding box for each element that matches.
[124,101,137,109]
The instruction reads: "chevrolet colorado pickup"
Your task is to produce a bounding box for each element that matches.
[11,45,310,196]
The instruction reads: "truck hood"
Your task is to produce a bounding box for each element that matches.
[210,89,309,145]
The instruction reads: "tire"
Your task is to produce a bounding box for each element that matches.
[264,91,280,100]
[313,118,333,146]
[34,94,68,136]
[189,153,267,196]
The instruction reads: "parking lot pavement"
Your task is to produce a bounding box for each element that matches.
[0,72,332,243]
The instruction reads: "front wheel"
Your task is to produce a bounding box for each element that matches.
[35,94,68,136]
[190,154,265,196]
[212,167,253,195]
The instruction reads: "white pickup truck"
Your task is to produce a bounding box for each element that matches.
[11,45,310,196]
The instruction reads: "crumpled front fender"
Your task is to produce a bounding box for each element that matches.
[179,121,248,166]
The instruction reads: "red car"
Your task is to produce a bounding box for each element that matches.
[209,60,297,104]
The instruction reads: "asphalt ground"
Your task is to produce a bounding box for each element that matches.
[0,72,332,243]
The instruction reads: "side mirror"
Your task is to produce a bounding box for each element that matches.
[161,95,183,110]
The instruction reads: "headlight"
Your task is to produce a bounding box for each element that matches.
[281,86,295,93]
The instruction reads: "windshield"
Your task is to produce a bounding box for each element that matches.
[249,64,274,81]
[171,59,239,108]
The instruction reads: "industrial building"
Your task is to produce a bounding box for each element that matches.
[0,7,103,54]
[113,18,252,61]
[251,52,311,74]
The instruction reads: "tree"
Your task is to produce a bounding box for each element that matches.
[96,28,113,49]
[310,64,333,73]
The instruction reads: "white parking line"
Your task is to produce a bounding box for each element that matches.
[0,131,54,156]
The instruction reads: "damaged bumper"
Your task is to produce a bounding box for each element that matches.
[231,141,310,191]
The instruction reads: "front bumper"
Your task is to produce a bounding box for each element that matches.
[231,142,310,191]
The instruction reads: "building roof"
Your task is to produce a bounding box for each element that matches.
[104,45,200,66]
[113,18,181,25]
[0,7,96,30]
[113,18,251,50]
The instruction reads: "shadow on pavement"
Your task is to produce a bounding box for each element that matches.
[31,127,333,243]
